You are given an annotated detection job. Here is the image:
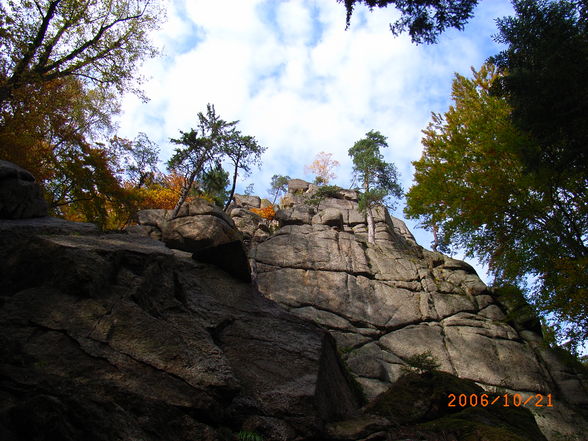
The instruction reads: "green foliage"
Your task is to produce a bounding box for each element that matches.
[168,104,234,216]
[404,63,587,352]
[237,431,264,441]
[488,2,588,350]
[168,104,265,214]
[222,131,266,211]
[306,184,342,207]
[348,130,402,243]
[401,351,441,374]
[348,130,402,211]
[491,0,588,177]
[339,0,478,44]
[268,174,290,204]
[195,163,230,207]
[0,0,161,105]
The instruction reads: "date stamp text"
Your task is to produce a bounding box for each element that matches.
[448,393,554,408]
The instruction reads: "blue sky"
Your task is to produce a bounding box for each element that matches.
[117,0,515,281]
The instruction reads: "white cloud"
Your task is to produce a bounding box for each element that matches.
[116,0,514,280]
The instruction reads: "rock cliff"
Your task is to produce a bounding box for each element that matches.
[239,179,588,441]
[2,161,587,441]
[0,164,362,441]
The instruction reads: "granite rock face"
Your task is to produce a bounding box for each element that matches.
[0,160,48,219]
[131,199,251,281]
[247,180,588,441]
[0,219,362,441]
[3,163,587,441]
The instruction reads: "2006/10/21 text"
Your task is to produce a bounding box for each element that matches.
[448,393,554,408]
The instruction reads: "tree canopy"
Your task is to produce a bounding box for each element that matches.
[168,104,265,215]
[168,104,233,217]
[0,0,161,105]
[0,0,162,229]
[404,64,587,351]
[348,130,402,243]
[338,0,479,43]
[269,174,290,204]
[490,0,588,177]
[222,132,266,211]
[305,151,340,185]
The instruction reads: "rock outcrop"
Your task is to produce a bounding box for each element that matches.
[128,199,251,281]
[244,179,588,441]
[0,160,48,219]
[2,163,586,441]
[0,221,362,441]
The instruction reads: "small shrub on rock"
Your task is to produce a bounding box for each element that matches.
[401,351,441,374]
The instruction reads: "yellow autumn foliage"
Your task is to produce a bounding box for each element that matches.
[250,206,275,220]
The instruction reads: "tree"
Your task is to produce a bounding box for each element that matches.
[304,151,340,185]
[110,132,160,188]
[268,174,290,205]
[0,75,135,229]
[197,162,230,207]
[348,130,402,244]
[244,183,255,196]
[338,0,479,44]
[487,1,588,351]
[168,104,234,217]
[222,132,266,211]
[0,1,162,229]
[490,0,588,177]
[0,76,114,176]
[404,64,587,351]
[0,0,160,105]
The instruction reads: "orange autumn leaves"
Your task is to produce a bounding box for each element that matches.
[250,206,276,220]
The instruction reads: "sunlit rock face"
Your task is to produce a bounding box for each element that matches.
[2,160,586,441]
[241,179,588,441]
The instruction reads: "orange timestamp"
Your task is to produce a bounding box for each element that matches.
[448,393,554,408]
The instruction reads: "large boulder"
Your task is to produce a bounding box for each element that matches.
[287,179,311,193]
[229,208,271,244]
[0,221,362,441]
[135,200,250,281]
[233,194,261,209]
[0,160,48,219]
[275,206,316,226]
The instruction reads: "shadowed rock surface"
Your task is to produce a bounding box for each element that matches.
[0,220,362,441]
[0,160,48,219]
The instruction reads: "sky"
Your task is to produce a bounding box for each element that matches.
[116,0,516,282]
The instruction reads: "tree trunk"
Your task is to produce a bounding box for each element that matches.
[366,207,375,244]
[171,152,212,218]
[432,224,439,252]
[363,178,375,244]
[171,169,197,218]
[224,162,239,212]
